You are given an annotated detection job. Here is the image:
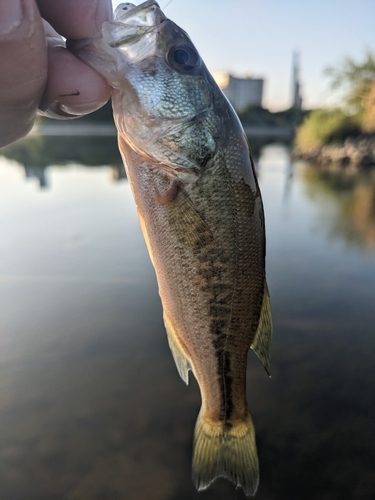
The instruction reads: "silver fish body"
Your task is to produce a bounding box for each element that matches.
[69,1,272,495]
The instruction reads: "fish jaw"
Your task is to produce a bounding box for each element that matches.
[67,1,166,89]
[113,1,164,25]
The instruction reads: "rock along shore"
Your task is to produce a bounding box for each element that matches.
[295,136,375,166]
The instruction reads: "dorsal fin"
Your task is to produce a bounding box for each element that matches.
[250,281,272,376]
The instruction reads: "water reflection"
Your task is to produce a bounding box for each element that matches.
[1,134,122,168]
[301,163,375,249]
[1,134,124,189]
[25,164,48,189]
[0,140,375,499]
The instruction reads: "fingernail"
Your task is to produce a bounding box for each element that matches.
[0,0,23,36]
[95,0,113,31]
[38,105,79,120]
[39,99,108,120]
[59,99,108,116]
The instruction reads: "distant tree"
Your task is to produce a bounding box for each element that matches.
[325,49,375,130]
[296,51,375,152]
[295,108,360,151]
[362,80,375,132]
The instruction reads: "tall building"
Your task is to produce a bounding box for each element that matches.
[213,73,264,112]
[291,52,303,110]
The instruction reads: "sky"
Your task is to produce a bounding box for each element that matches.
[112,0,375,111]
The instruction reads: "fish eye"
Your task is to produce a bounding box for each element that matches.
[168,44,200,72]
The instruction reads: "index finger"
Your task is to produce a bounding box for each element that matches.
[36,0,113,39]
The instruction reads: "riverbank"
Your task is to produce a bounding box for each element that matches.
[295,135,375,167]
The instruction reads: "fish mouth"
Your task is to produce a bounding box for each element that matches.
[67,0,167,73]
[102,1,167,48]
[114,1,166,26]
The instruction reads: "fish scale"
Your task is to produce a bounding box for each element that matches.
[69,0,272,495]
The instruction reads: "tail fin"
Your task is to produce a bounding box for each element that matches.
[192,411,259,496]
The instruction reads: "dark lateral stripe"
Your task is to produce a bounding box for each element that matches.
[212,341,234,421]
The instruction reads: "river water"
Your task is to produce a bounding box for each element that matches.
[0,138,374,499]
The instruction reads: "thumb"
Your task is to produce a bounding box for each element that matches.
[0,0,47,147]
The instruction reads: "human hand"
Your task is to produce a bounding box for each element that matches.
[0,0,113,147]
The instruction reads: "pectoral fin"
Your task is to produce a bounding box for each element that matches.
[154,179,180,204]
[165,187,214,250]
[250,282,272,376]
[164,314,192,385]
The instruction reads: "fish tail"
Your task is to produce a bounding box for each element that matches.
[192,410,259,497]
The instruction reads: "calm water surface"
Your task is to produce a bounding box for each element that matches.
[0,141,374,499]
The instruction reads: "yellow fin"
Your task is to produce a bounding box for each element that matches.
[192,411,259,497]
[250,281,272,376]
[164,314,192,385]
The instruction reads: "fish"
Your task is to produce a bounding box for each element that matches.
[68,1,272,495]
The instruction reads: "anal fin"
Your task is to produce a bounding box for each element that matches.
[164,314,192,385]
[250,281,272,376]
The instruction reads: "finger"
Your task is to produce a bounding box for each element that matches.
[38,32,111,119]
[0,0,47,147]
[36,1,112,119]
[36,0,113,40]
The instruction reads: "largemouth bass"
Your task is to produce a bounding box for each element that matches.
[69,1,272,495]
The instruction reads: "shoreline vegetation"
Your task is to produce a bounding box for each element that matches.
[294,134,375,167]
[295,50,375,167]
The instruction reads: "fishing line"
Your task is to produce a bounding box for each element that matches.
[163,0,175,10]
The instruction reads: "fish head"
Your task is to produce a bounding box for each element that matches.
[69,0,225,175]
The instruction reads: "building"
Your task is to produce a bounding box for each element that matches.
[214,73,264,112]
